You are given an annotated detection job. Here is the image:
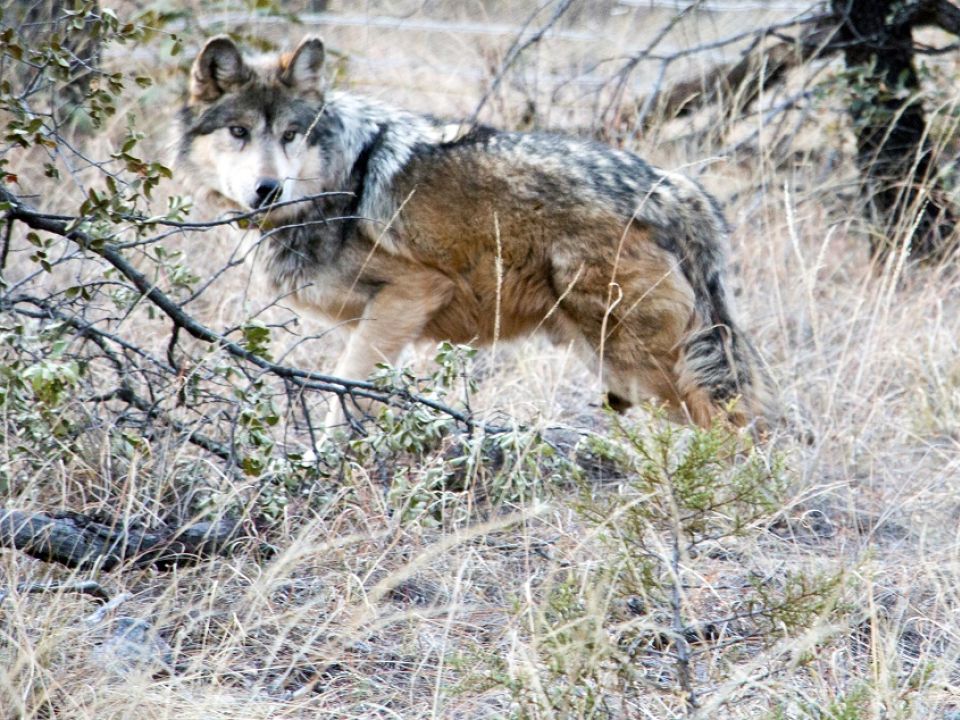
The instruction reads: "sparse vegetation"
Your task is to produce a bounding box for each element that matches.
[1,1,960,718]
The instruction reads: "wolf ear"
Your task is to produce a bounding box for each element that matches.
[190,36,250,104]
[281,36,326,95]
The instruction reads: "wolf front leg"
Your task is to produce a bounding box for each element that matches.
[325,269,455,432]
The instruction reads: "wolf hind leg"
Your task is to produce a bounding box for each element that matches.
[325,269,454,431]
[553,257,703,422]
[600,324,757,429]
[552,235,769,428]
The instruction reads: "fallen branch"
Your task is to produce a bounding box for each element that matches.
[0,508,243,571]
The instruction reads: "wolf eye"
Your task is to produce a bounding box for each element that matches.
[281,129,298,144]
[229,126,249,140]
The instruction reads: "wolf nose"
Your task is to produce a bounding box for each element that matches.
[254,178,281,207]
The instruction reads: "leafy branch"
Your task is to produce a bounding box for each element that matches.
[0,185,505,439]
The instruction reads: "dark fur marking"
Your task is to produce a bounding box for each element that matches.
[440,124,498,149]
[307,108,343,148]
[705,272,734,326]
[338,123,388,245]
[605,391,632,413]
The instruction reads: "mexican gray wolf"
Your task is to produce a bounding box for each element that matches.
[177,34,778,432]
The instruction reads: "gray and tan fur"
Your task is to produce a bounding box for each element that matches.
[177,35,777,431]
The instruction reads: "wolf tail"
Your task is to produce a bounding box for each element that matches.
[675,276,778,431]
[661,178,778,431]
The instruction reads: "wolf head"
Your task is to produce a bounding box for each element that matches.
[178,35,328,219]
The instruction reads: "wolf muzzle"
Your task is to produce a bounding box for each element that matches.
[254,177,282,208]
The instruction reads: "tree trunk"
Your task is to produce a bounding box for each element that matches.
[832,0,957,261]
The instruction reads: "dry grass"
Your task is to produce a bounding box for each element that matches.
[2,1,960,718]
